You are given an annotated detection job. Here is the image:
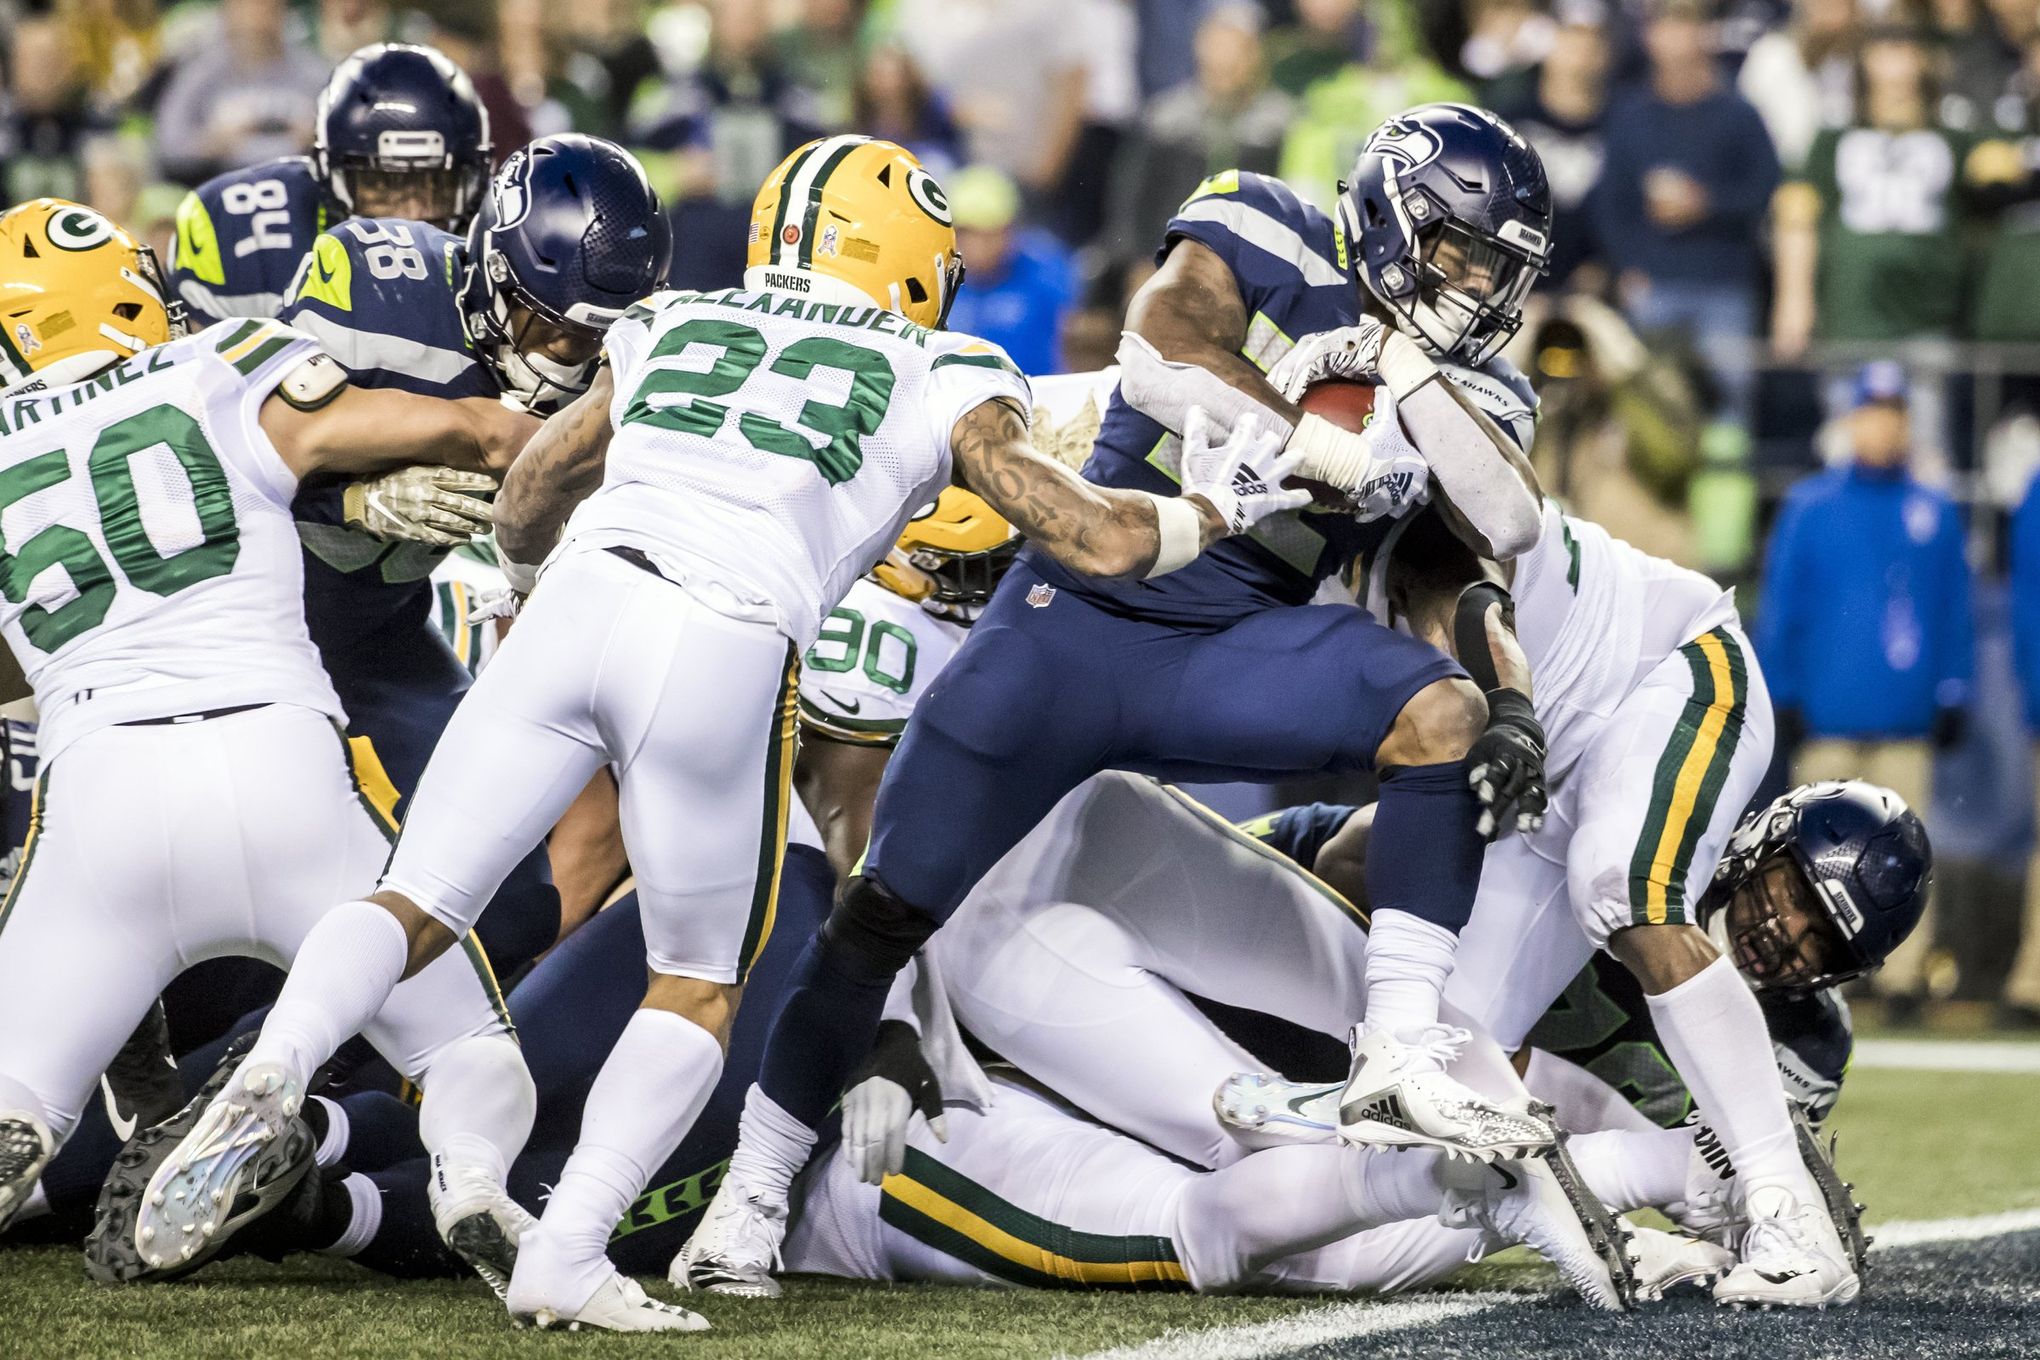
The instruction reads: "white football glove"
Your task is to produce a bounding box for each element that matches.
[1265,319,1392,402]
[464,587,522,626]
[1178,407,1313,536]
[841,1020,947,1185]
[1337,386,1431,522]
[342,466,497,548]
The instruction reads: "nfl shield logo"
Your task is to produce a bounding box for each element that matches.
[1026,583,1055,609]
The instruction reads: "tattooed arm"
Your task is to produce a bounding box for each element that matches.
[495,365,615,567]
[950,398,1232,580]
[1126,238,1302,422]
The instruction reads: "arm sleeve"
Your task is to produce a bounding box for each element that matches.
[1753,494,1807,710]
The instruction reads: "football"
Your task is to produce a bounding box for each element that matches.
[1286,377,1381,508]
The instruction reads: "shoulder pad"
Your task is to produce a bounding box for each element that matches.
[277,351,349,411]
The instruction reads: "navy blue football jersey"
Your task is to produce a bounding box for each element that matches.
[1025,169,1533,627]
[277,216,497,655]
[1238,801,1359,876]
[169,157,334,326]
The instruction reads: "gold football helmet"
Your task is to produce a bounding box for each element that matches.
[874,487,1020,620]
[746,135,964,329]
[0,199,179,390]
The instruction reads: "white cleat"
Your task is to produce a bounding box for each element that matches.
[135,1062,300,1269]
[512,1271,710,1333]
[1441,1139,1635,1311]
[1213,1073,1341,1150]
[1336,1023,1555,1161]
[672,1175,787,1299]
[1713,1184,1861,1309]
[0,1110,54,1232]
[429,1152,538,1303]
[1630,1225,1737,1300]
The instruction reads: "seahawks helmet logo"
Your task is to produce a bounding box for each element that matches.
[906,168,951,226]
[1364,121,1445,175]
[492,150,534,229]
[47,207,117,252]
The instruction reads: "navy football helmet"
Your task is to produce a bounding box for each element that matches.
[1700,781,1932,993]
[459,134,673,411]
[1340,103,1553,367]
[314,43,491,229]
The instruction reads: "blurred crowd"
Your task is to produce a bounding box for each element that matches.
[9,0,2040,1023]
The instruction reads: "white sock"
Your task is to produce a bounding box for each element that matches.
[308,1096,349,1169]
[417,1033,535,1178]
[249,901,410,1087]
[1363,909,1458,1033]
[727,1085,818,1208]
[1569,1126,1694,1214]
[1646,956,1815,1204]
[320,1172,383,1257]
[524,1009,723,1307]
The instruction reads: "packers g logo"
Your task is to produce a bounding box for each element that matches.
[905,168,951,227]
[47,207,117,252]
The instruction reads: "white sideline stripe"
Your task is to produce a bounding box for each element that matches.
[1869,1206,2040,1249]
[1064,1293,1518,1360]
[1070,1208,2040,1360]
[1853,1040,2040,1074]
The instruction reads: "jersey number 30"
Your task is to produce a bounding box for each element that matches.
[621,319,895,485]
[0,404,238,652]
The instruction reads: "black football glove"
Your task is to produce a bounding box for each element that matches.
[841,1019,947,1185]
[1466,688,1548,840]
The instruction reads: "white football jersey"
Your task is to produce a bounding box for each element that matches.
[797,576,966,747]
[0,319,343,763]
[1512,498,1739,780]
[570,286,1030,650]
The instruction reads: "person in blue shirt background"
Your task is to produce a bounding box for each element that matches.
[1756,360,1974,1005]
[942,164,1079,377]
[1999,463,2040,1021]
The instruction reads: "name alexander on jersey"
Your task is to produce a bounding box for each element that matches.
[649,286,941,346]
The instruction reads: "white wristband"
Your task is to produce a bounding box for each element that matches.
[1376,331,1439,397]
[500,555,541,595]
[1146,495,1203,578]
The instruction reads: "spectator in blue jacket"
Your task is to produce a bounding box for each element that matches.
[1756,361,1974,1003]
[2000,470,2040,1020]
[943,165,1080,377]
[1590,0,1779,427]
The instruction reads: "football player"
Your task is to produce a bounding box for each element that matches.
[0,200,535,1255]
[167,43,490,328]
[1228,779,1928,1289]
[145,135,1305,1333]
[270,132,670,977]
[729,105,1563,1269]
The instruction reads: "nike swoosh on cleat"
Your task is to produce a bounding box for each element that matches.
[1756,1269,1813,1284]
[100,1076,138,1142]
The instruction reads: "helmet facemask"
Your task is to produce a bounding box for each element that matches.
[1391,217,1542,368]
[1703,850,1857,994]
[465,244,609,413]
[333,158,488,231]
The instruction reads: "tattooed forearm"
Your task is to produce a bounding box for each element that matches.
[496,366,615,564]
[952,398,1189,580]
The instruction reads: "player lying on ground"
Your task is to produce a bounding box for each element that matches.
[0,201,537,1260]
[717,103,1570,1308]
[140,134,1311,1334]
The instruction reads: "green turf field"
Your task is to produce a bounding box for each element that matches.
[4,1063,2037,1360]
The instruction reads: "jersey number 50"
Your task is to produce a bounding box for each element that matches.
[620,319,894,485]
[0,405,239,652]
